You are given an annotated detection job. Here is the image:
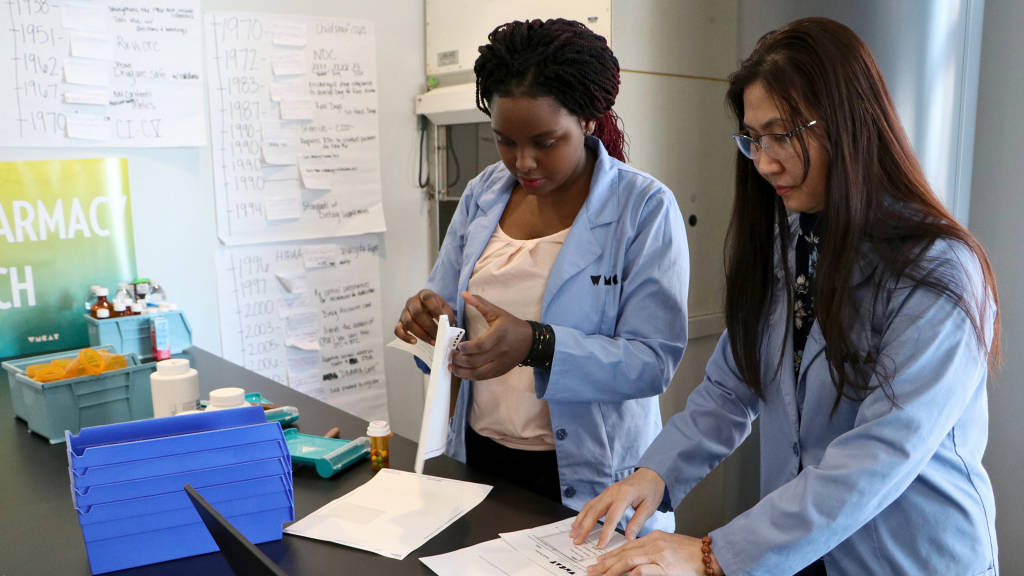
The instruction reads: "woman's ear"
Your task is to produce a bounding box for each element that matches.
[583,120,596,136]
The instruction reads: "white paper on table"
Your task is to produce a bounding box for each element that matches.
[415,314,465,474]
[420,538,551,576]
[499,517,627,576]
[285,468,492,560]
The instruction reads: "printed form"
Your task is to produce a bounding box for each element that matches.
[421,517,626,576]
[500,517,627,575]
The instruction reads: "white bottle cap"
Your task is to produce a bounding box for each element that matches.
[95,287,109,296]
[208,387,247,409]
[366,420,391,437]
[131,302,145,313]
[113,302,126,312]
[156,358,192,375]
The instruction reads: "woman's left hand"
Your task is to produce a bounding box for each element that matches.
[586,531,718,576]
[450,291,532,380]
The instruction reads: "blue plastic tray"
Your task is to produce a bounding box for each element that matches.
[65,407,295,574]
[76,474,290,525]
[70,437,290,489]
[67,406,274,468]
[83,506,293,574]
[67,405,268,459]
[283,428,369,478]
[77,477,293,539]
[72,456,291,507]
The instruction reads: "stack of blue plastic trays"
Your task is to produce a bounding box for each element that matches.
[66,406,294,574]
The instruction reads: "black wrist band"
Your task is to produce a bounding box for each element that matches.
[519,321,555,369]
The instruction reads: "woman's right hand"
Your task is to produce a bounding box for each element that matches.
[569,467,667,548]
[395,289,455,346]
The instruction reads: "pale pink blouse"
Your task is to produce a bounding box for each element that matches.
[466,224,570,451]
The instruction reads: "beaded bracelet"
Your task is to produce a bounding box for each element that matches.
[701,535,714,576]
[519,321,555,368]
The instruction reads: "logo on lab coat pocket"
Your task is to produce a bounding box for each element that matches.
[590,274,619,286]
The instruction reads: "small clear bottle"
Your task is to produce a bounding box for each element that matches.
[130,301,146,315]
[113,282,134,308]
[147,281,167,307]
[366,420,392,472]
[90,288,113,320]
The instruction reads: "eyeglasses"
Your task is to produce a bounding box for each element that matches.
[732,120,818,161]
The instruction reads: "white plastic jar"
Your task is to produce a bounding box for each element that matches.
[205,387,250,411]
[150,358,200,417]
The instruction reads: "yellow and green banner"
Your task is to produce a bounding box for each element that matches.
[0,159,136,359]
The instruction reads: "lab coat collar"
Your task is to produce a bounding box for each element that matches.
[773,213,880,287]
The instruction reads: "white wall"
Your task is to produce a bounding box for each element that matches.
[612,0,751,534]
[0,2,430,439]
[969,0,1024,568]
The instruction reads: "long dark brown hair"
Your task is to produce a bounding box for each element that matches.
[724,17,1001,407]
[474,18,626,161]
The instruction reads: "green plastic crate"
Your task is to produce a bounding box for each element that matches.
[1,346,156,444]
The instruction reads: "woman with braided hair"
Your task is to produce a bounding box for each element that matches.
[395,18,688,534]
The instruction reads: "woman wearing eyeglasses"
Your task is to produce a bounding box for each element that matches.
[572,17,1001,576]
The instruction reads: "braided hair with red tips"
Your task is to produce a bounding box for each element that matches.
[474,18,626,161]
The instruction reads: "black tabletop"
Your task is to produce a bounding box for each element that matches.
[0,347,574,575]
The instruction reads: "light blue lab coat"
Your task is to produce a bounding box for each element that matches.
[639,215,998,575]
[426,137,688,533]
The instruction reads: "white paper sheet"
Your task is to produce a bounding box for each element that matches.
[285,468,492,560]
[499,518,627,576]
[1,0,205,147]
[216,238,388,421]
[415,315,465,474]
[206,11,385,244]
[420,538,551,576]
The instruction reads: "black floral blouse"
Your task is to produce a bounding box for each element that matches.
[793,212,821,380]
